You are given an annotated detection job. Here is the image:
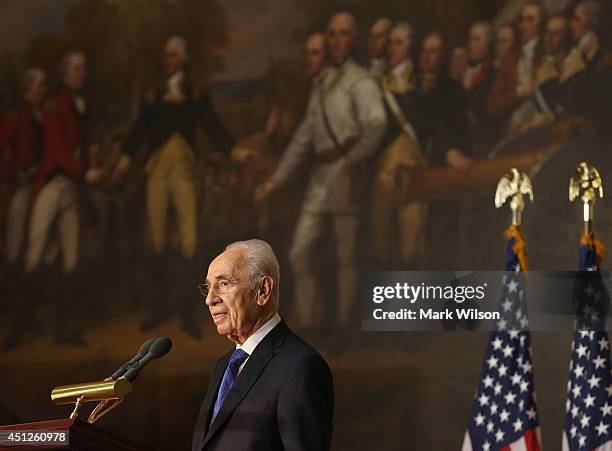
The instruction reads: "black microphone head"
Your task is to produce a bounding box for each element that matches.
[138,338,156,357]
[149,337,172,358]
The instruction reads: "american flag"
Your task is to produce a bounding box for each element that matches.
[462,227,542,451]
[562,235,612,451]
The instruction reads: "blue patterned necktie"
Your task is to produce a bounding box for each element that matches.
[211,348,249,422]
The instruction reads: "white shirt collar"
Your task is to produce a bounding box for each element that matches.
[522,36,539,58]
[72,93,86,115]
[578,30,595,51]
[236,312,282,356]
[167,70,184,94]
[391,59,409,77]
[168,70,183,85]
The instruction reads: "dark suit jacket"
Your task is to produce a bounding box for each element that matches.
[487,51,520,120]
[417,74,471,166]
[123,83,235,163]
[192,321,334,451]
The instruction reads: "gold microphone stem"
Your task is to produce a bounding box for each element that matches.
[69,395,85,420]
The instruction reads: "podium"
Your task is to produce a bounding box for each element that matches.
[0,419,157,450]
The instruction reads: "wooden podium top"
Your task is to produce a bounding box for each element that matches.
[0,419,157,450]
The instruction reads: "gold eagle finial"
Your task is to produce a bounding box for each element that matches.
[495,168,533,226]
[569,162,603,230]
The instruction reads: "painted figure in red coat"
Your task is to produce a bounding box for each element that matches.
[1,69,47,350]
[1,69,46,266]
[4,51,104,349]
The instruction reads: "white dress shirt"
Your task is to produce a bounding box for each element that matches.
[369,58,386,76]
[463,62,482,90]
[164,70,185,102]
[391,59,410,92]
[508,36,539,133]
[561,30,596,75]
[236,313,282,374]
[518,36,539,84]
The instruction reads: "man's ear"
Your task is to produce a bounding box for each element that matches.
[256,276,273,306]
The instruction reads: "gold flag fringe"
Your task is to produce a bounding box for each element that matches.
[580,233,606,266]
[504,225,528,272]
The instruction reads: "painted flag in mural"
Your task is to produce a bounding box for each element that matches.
[562,234,612,451]
[462,226,542,451]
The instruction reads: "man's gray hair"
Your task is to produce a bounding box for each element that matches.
[19,68,45,96]
[225,239,280,307]
[521,1,548,30]
[577,0,601,32]
[59,51,85,81]
[305,31,326,47]
[471,21,494,46]
[166,35,190,63]
[391,22,415,47]
[329,11,357,34]
[372,17,392,32]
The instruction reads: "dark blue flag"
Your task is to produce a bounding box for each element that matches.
[563,234,612,451]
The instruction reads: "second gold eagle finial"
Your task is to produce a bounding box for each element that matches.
[569,161,603,230]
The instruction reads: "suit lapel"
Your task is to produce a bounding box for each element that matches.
[194,352,230,451]
[201,322,290,448]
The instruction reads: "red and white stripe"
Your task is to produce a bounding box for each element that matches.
[462,427,542,451]
[562,434,612,451]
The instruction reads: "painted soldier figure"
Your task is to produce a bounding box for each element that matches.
[558,1,612,136]
[4,52,104,349]
[256,12,386,339]
[488,2,547,135]
[532,15,570,120]
[370,22,427,269]
[368,18,392,77]
[417,32,471,168]
[0,69,46,269]
[416,32,472,267]
[463,22,496,154]
[0,69,46,349]
[112,36,236,338]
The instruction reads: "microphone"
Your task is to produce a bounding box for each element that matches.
[106,337,156,380]
[122,336,173,382]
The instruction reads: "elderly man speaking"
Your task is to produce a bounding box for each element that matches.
[192,239,334,451]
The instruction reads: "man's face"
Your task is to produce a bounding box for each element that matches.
[419,35,444,74]
[570,5,589,41]
[25,73,47,106]
[518,4,541,44]
[386,29,409,68]
[369,21,389,60]
[205,248,260,342]
[327,15,355,64]
[496,26,515,61]
[468,26,489,63]
[163,42,183,76]
[65,55,86,91]
[545,17,568,54]
[304,34,326,78]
